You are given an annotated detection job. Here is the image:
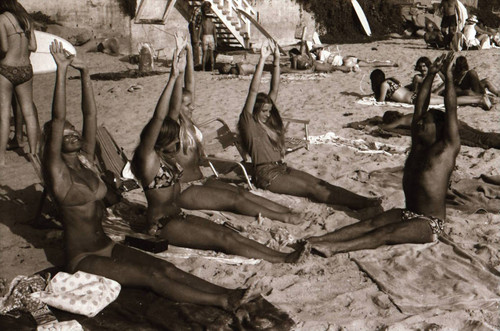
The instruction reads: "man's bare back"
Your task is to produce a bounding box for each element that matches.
[440,0,458,16]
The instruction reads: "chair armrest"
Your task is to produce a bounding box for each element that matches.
[202,156,255,190]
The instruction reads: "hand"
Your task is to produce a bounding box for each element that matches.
[269,39,280,60]
[428,53,445,74]
[174,31,188,58]
[442,51,455,75]
[50,40,74,68]
[260,41,271,59]
[69,56,87,71]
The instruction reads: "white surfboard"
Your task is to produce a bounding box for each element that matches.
[456,0,468,32]
[30,31,76,75]
[351,0,372,36]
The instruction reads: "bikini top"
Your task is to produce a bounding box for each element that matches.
[4,13,27,37]
[60,156,107,206]
[145,156,183,191]
[385,79,401,101]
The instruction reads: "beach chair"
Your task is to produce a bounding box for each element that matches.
[198,116,310,190]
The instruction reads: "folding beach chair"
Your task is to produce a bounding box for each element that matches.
[198,116,310,190]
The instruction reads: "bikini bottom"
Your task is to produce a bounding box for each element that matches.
[0,63,33,86]
[401,209,444,236]
[67,242,116,273]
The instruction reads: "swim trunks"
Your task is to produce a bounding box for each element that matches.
[202,34,215,51]
[0,63,33,86]
[441,14,457,29]
[67,241,116,273]
[254,161,290,189]
[401,209,444,236]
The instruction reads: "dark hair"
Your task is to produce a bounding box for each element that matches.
[415,57,431,71]
[382,111,403,124]
[370,69,386,100]
[0,0,32,41]
[238,93,285,155]
[428,109,446,140]
[455,55,468,73]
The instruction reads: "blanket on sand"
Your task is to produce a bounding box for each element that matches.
[350,238,500,315]
[357,96,445,110]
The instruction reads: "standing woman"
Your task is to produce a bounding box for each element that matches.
[238,40,380,210]
[42,41,263,311]
[0,0,39,165]
[131,36,308,263]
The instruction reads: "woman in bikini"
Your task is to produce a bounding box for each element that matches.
[371,68,492,110]
[42,41,269,310]
[170,42,302,225]
[131,36,309,263]
[453,55,499,97]
[309,53,459,256]
[237,40,380,210]
[0,0,39,165]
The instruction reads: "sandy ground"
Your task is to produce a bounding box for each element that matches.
[1,38,500,330]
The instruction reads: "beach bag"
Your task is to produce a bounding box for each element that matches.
[31,271,121,318]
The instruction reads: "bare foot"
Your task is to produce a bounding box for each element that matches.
[224,281,272,311]
[285,241,311,263]
[311,242,338,258]
[482,94,492,110]
[284,212,302,225]
[480,174,500,186]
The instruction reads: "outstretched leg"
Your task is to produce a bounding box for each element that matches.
[178,184,300,224]
[311,216,435,257]
[159,215,309,263]
[264,167,381,210]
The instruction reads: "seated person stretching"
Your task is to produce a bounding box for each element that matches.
[308,53,460,256]
[172,41,302,224]
[371,68,492,110]
[453,55,499,97]
[131,35,309,263]
[238,40,381,210]
[42,41,261,310]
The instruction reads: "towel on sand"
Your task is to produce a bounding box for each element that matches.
[350,239,500,314]
[357,96,445,110]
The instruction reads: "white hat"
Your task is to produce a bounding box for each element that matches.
[467,15,478,24]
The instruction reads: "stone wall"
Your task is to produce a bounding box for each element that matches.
[19,0,314,55]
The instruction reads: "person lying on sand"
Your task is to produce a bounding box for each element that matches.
[131,34,309,263]
[170,40,303,224]
[424,23,446,49]
[307,52,460,256]
[370,68,492,110]
[453,55,499,97]
[379,110,500,149]
[42,40,265,311]
[237,39,381,210]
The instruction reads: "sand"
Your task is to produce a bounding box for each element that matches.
[1,38,499,330]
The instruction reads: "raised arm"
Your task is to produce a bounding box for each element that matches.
[70,57,97,158]
[442,52,459,146]
[44,41,76,195]
[137,42,185,154]
[167,35,188,121]
[242,42,272,114]
[413,54,445,123]
[184,42,195,98]
[268,40,280,102]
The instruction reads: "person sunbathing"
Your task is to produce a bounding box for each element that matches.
[308,52,460,256]
[370,68,492,110]
[379,110,500,149]
[453,55,499,97]
[42,41,262,311]
[131,35,309,263]
[170,41,302,225]
[237,39,381,210]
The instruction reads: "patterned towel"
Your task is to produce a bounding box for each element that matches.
[357,96,445,110]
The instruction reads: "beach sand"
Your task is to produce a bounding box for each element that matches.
[1,38,499,330]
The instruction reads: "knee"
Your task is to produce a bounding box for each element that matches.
[151,262,178,280]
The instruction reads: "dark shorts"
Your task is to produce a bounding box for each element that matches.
[254,161,290,189]
[441,14,457,29]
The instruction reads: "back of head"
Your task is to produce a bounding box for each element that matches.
[455,55,468,73]
[428,109,446,139]
[0,0,31,34]
[201,1,211,14]
[382,111,403,124]
[370,69,385,99]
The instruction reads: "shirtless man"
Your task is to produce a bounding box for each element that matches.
[308,52,460,255]
[439,0,459,49]
[199,1,217,71]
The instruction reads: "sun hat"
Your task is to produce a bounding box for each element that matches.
[466,15,478,24]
